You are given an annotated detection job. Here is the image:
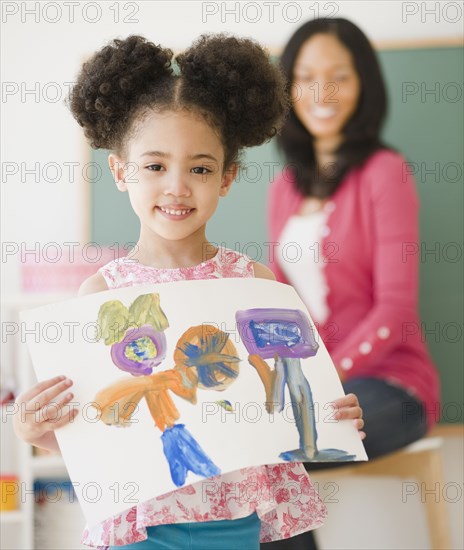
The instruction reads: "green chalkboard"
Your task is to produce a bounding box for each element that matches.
[90,46,463,423]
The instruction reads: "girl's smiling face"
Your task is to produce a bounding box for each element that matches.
[109,110,236,244]
[291,33,361,143]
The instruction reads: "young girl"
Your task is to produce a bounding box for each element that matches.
[14,34,365,550]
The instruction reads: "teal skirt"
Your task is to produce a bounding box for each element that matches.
[109,512,261,550]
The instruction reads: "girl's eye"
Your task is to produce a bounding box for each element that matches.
[191,167,212,175]
[147,164,164,172]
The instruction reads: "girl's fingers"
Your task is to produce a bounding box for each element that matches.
[332,393,359,409]
[45,406,79,430]
[27,378,74,412]
[331,395,366,439]
[18,376,66,403]
[39,392,75,422]
[335,405,362,421]
[353,418,365,431]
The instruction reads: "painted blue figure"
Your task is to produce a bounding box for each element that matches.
[236,308,356,462]
[161,424,221,486]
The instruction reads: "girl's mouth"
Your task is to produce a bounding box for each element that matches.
[156,206,194,220]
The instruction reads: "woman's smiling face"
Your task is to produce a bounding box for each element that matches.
[110,109,235,243]
[291,32,361,142]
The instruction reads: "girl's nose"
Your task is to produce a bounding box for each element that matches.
[163,173,191,198]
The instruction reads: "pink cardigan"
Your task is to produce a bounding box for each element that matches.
[267,149,440,429]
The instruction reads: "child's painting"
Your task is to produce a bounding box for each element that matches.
[21,278,367,526]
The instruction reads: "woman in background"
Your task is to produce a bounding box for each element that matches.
[264,18,440,550]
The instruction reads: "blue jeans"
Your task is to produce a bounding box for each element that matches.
[261,377,428,550]
[109,512,261,550]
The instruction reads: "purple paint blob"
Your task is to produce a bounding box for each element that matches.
[235,308,318,359]
[111,325,167,377]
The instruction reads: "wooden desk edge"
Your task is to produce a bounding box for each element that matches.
[429,424,464,438]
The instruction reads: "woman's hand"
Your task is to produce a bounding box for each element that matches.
[331,392,365,440]
[13,376,79,452]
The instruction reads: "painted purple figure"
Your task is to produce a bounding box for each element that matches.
[236,308,355,462]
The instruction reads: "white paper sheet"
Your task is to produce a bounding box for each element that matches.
[21,278,367,525]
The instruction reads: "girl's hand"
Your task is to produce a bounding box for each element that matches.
[331,393,366,440]
[13,376,79,450]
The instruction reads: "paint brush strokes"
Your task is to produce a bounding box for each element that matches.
[174,326,240,391]
[95,370,196,431]
[247,354,286,414]
[236,308,356,462]
[162,424,221,486]
[215,400,235,412]
[278,356,318,459]
[98,294,169,376]
[111,326,167,376]
[236,308,319,359]
[94,299,248,486]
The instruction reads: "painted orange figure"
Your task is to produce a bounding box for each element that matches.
[94,296,241,486]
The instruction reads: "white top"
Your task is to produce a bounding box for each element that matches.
[277,210,330,325]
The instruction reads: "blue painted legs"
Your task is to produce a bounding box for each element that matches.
[279,358,355,462]
[161,424,221,486]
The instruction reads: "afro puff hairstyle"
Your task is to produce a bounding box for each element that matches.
[67,34,290,168]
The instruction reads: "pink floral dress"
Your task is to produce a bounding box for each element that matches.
[81,247,327,548]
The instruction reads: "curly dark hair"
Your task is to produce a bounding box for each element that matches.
[278,18,390,197]
[66,34,290,168]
